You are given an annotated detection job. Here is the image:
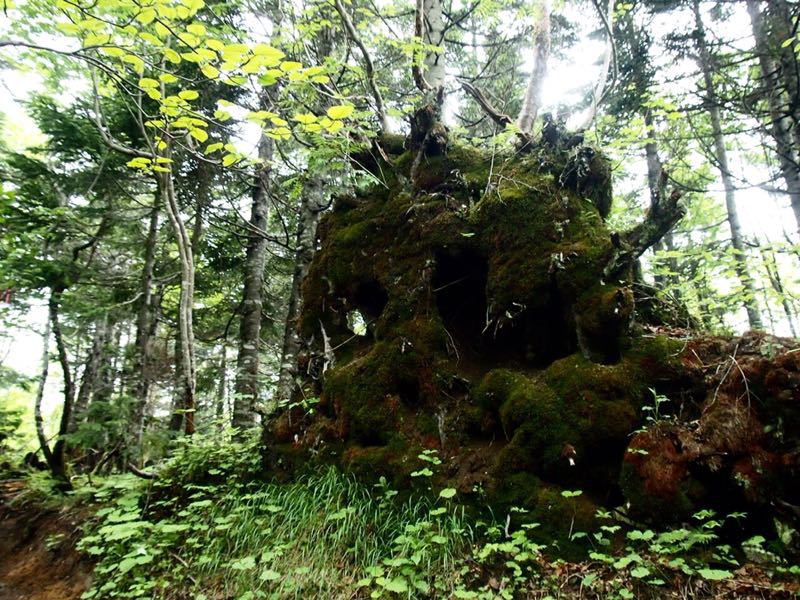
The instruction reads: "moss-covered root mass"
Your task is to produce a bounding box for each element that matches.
[265,139,800,539]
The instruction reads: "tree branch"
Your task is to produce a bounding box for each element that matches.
[604,171,686,279]
[333,0,390,133]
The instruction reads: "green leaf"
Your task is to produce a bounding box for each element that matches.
[190,129,208,142]
[201,64,220,79]
[117,557,138,574]
[229,555,256,570]
[380,577,408,594]
[439,488,456,499]
[121,54,145,74]
[259,569,280,581]
[630,566,650,578]
[697,568,732,581]
[294,113,317,124]
[280,60,303,72]
[327,105,355,120]
[179,90,200,101]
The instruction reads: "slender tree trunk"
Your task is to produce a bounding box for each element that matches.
[34,309,54,470]
[130,191,160,450]
[233,5,283,429]
[169,329,185,432]
[70,315,107,432]
[759,239,798,336]
[233,130,273,429]
[160,171,196,435]
[644,111,668,289]
[576,0,615,130]
[49,288,75,481]
[92,322,119,407]
[275,171,330,403]
[769,0,800,138]
[694,0,763,330]
[746,0,800,238]
[421,0,445,89]
[216,343,227,428]
[517,0,552,133]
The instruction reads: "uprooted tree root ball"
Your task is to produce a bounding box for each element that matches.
[264,136,800,545]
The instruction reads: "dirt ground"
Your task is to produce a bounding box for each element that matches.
[0,480,92,600]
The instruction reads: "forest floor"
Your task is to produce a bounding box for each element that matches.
[0,480,91,600]
[0,471,797,599]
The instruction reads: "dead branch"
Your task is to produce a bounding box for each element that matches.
[604,172,686,279]
[334,0,390,133]
[458,79,533,146]
[128,463,157,480]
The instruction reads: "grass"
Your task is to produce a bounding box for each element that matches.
[184,468,473,598]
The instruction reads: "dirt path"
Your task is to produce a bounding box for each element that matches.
[0,480,92,600]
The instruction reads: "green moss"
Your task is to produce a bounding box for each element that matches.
[529,486,598,556]
[487,471,542,509]
[287,137,702,533]
[474,369,525,411]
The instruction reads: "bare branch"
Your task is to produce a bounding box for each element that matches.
[333,0,390,133]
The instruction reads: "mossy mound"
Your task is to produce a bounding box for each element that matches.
[265,139,800,537]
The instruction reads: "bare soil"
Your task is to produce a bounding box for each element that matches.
[0,480,92,600]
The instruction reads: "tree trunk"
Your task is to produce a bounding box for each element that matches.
[34,309,54,470]
[70,315,108,433]
[168,328,185,432]
[769,0,800,140]
[233,129,273,430]
[421,0,445,90]
[160,171,196,435]
[517,0,552,133]
[746,0,800,238]
[694,0,763,330]
[49,288,75,481]
[759,239,798,336]
[575,0,615,130]
[216,343,227,428]
[130,190,160,451]
[275,171,329,403]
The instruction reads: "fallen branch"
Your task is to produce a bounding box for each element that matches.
[128,463,158,480]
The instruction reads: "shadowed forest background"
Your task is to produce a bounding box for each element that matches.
[1,0,800,598]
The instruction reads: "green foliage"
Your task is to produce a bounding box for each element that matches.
[71,441,800,599]
[78,439,472,598]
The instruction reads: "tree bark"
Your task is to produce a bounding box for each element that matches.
[49,287,75,481]
[34,308,54,471]
[275,171,329,404]
[160,170,197,435]
[130,190,160,450]
[758,239,798,337]
[168,328,185,432]
[216,343,227,428]
[412,0,445,91]
[694,0,763,330]
[70,315,108,433]
[517,0,552,133]
[233,129,273,430]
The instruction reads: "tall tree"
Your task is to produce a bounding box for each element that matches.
[692,0,762,329]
